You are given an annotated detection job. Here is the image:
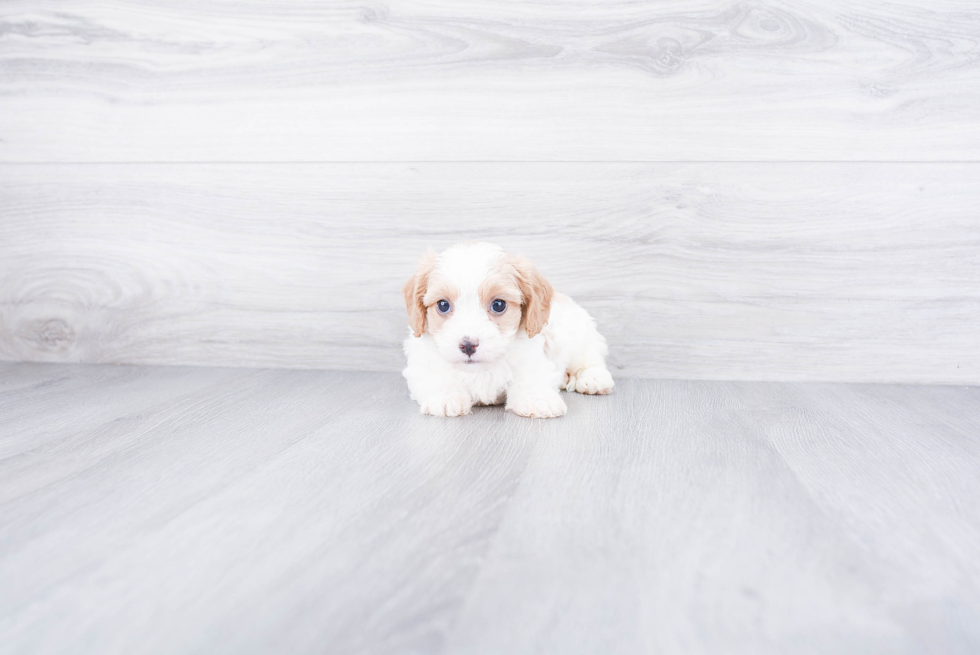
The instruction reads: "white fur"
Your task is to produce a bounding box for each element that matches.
[403,242,614,418]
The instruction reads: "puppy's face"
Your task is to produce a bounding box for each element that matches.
[403,243,553,367]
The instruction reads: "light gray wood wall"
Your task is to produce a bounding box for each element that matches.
[2,163,977,383]
[2,0,980,161]
[1,1,979,383]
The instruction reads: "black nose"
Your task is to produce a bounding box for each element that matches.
[459,339,478,356]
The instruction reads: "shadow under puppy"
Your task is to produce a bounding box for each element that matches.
[402,242,614,418]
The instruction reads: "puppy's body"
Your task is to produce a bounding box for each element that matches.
[402,242,613,418]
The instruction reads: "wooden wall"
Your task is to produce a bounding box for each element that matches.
[1,1,978,383]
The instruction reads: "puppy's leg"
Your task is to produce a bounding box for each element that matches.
[403,337,473,417]
[505,338,566,419]
[552,296,615,395]
[566,365,615,395]
[415,388,473,417]
[563,324,615,394]
[405,372,473,417]
[507,384,566,418]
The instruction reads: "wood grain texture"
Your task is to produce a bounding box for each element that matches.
[1,0,979,161]
[2,162,978,383]
[1,363,979,653]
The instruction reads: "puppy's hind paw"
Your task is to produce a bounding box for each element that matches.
[420,392,473,417]
[506,390,567,419]
[568,366,614,395]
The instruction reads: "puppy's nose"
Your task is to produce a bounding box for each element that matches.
[459,338,479,356]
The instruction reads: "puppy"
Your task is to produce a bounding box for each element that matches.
[402,242,614,418]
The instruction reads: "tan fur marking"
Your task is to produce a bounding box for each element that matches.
[402,250,438,337]
[509,255,554,338]
[479,267,524,335]
[422,276,460,334]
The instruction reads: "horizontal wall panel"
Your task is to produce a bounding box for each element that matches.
[1,162,977,383]
[1,0,979,162]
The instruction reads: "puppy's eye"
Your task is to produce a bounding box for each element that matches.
[436,300,451,314]
[490,299,507,314]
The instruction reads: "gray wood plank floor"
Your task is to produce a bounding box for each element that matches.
[1,363,978,654]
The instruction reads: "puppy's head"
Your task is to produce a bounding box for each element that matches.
[403,242,553,366]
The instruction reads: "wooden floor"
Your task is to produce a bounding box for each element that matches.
[1,362,978,653]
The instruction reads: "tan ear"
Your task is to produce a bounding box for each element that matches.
[512,255,554,338]
[402,250,438,337]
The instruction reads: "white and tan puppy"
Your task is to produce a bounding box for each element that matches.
[402,242,614,418]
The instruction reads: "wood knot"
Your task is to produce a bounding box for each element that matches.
[33,319,75,351]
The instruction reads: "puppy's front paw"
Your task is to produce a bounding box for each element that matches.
[420,392,473,417]
[506,389,567,419]
[568,366,614,395]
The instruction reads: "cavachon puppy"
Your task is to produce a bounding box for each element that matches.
[402,242,614,418]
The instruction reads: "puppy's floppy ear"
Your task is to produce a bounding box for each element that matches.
[403,250,438,337]
[512,255,554,338]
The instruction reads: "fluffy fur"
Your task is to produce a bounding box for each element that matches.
[402,242,614,418]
